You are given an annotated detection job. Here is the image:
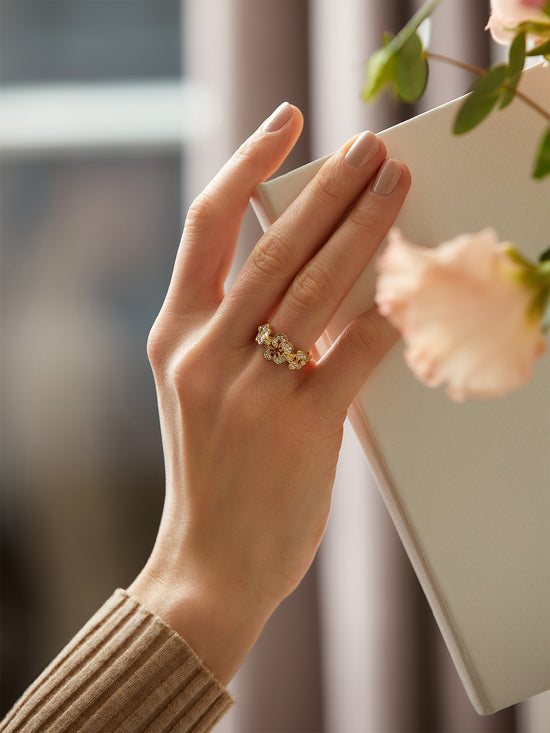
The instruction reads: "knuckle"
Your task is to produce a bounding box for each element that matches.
[310,166,342,208]
[147,315,227,418]
[232,137,255,167]
[292,263,333,310]
[146,318,171,374]
[346,316,383,356]
[251,231,293,279]
[147,315,209,400]
[186,191,219,231]
[346,201,382,231]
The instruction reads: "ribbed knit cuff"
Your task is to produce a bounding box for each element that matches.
[1,589,234,732]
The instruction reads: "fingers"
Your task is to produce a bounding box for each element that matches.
[309,306,400,411]
[270,158,411,348]
[164,103,304,313]
[224,131,388,338]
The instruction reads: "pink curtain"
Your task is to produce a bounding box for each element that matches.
[185,1,550,731]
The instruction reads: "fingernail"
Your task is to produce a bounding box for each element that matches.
[262,101,293,132]
[372,159,402,195]
[344,131,379,168]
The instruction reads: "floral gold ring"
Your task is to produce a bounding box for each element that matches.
[255,323,312,370]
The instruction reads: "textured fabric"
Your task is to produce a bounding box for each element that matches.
[0,589,233,733]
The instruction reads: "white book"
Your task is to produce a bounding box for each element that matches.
[251,62,550,715]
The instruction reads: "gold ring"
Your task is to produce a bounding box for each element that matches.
[255,323,312,370]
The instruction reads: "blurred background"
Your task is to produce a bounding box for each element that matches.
[0,1,548,731]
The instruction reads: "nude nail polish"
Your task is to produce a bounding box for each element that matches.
[262,102,293,132]
[345,131,379,167]
[372,159,402,195]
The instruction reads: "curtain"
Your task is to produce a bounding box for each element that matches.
[185,2,550,731]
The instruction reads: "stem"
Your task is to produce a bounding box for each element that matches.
[426,51,550,122]
[397,0,442,48]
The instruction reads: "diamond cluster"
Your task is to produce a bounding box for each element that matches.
[255,323,311,370]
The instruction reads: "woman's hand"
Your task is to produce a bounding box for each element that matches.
[128,102,411,684]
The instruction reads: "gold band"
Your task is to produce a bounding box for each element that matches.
[255,323,312,370]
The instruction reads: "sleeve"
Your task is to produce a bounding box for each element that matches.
[0,588,234,733]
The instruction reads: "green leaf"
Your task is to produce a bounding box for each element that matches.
[509,32,526,73]
[394,32,429,102]
[362,31,428,103]
[361,0,441,102]
[526,38,550,56]
[533,127,550,179]
[361,45,397,101]
[539,246,550,263]
[453,65,509,135]
[500,33,525,109]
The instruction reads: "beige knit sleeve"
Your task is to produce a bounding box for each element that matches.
[0,589,234,732]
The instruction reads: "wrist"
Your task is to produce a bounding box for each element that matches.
[127,560,270,686]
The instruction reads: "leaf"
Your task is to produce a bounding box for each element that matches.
[453,65,509,135]
[526,38,550,56]
[361,0,441,102]
[394,32,429,102]
[362,31,429,104]
[533,127,550,179]
[500,33,525,109]
[361,45,397,101]
[509,32,526,74]
[539,246,550,263]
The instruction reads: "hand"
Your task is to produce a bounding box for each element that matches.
[128,102,411,684]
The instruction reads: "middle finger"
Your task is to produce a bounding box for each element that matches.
[223,131,387,338]
[270,157,411,349]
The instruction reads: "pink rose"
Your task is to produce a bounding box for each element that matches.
[375,228,547,402]
[486,0,550,44]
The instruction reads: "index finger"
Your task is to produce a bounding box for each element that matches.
[163,103,304,313]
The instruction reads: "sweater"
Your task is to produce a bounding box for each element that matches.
[0,589,234,732]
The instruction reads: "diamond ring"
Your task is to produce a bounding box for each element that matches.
[255,323,312,370]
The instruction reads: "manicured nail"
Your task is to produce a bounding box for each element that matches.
[262,102,293,132]
[372,159,402,195]
[344,131,379,168]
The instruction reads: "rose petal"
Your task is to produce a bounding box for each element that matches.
[375,227,547,400]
